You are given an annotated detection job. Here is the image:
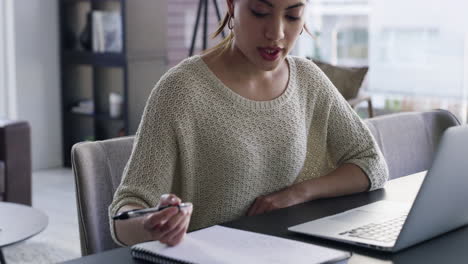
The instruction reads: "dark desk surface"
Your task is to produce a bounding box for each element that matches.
[64,172,468,264]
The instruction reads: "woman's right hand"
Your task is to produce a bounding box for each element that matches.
[142,194,193,246]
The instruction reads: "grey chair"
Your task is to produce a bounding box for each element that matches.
[72,136,134,256]
[364,109,460,180]
[71,109,459,256]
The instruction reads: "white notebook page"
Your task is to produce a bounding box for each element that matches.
[132,225,350,264]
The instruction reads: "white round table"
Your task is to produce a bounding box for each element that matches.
[0,202,48,264]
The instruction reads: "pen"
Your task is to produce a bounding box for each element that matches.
[112,203,190,220]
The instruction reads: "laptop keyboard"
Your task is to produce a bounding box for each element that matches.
[339,214,407,243]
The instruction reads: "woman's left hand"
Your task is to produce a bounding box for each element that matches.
[246,184,305,216]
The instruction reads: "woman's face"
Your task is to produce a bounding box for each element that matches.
[229,0,307,71]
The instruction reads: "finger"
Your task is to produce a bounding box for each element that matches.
[180,202,193,215]
[159,202,192,238]
[143,206,179,231]
[252,203,267,216]
[146,210,183,241]
[163,211,191,245]
[167,228,188,246]
[159,194,182,207]
[247,204,257,216]
[261,199,276,213]
[160,211,190,245]
[246,198,260,216]
[160,204,192,244]
[160,194,181,207]
[263,203,276,214]
[251,199,272,216]
[166,219,189,246]
[158,209,187,239]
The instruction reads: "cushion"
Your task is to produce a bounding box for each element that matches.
[312,60,368,100]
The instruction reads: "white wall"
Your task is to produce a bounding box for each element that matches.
[0,1,5,117]
[0,0,16,118]
[12,0,62,169]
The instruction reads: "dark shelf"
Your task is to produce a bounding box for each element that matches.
[60,0,129,168]
[63,51,126,67]
[60,0,168,167]
[70,111,124,121]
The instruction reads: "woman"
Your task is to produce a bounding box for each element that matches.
[109,0,388,247]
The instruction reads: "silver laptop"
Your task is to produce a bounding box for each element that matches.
[289,125,468,252]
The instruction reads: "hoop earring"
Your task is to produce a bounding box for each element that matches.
[228,15,234,30]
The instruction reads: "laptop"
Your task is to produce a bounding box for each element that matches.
[289,125,468,252]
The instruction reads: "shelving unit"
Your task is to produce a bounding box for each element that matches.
[62,51,127,66]
[59,0,168,166]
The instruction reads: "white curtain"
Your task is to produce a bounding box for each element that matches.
[0,0,17,119]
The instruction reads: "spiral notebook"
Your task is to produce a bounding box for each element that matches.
[131,225,351,264]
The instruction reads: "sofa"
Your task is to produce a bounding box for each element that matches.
[0,119,32,205]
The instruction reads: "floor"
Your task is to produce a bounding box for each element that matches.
[3,168,81,263]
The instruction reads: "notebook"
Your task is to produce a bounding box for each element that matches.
[131,225,351,264]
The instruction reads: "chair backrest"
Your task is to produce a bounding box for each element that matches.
[71,110,460,256]
[71,136,134,256]
[364,109,460,180]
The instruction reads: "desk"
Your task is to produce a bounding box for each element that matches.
[0,202,48,264]
[64,172,468,264]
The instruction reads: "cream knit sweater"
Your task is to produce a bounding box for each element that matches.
[109,55,388,245]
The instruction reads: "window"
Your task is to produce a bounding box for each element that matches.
[298,0,468,122]
[299,0,369,66]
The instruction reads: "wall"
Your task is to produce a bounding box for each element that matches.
[13,0,62,169]
[0,0,15,118]
[167,0,225,67]
[0,1,5,116]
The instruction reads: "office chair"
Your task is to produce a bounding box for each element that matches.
[71,109,459,255]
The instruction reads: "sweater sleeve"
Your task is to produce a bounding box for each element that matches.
[108,74,179,245]
[324,85,389,191]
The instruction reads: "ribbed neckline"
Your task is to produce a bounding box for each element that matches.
[195,55,296,111]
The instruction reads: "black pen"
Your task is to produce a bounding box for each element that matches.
[112,203,190,220]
